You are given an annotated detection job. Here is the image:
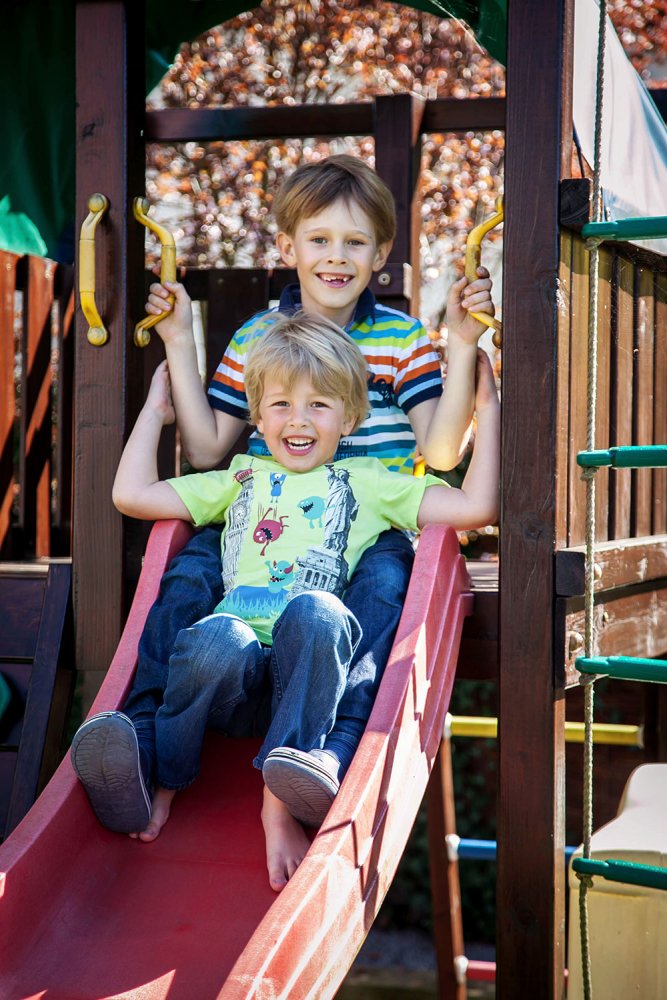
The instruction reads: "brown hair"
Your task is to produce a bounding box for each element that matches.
[273,155,396,246]
[245,311,369,431]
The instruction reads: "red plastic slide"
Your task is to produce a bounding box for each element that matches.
[0,520,471,1000]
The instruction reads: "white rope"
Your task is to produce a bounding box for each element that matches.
[578,4,609,999]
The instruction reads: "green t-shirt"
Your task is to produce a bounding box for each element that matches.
[167,454,443,645]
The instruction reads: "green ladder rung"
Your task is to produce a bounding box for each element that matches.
[577,445,667,469]
[573,857,667,892]
[577,656,667,684]
[581,217,667,242]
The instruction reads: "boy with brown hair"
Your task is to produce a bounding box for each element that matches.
[71,154,495,846]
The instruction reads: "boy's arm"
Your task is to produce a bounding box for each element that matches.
[146,281,247,469]
[416,351,499,530]
[409,268,494,471]
[112,360,193,521]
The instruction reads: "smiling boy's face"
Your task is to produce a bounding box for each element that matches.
[257,374,355,473]
[276,198,391,329]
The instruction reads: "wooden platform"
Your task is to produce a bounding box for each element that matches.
[0,561,73,838]
[459,548,667,689]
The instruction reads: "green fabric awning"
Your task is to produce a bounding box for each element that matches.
[1,0,506,261]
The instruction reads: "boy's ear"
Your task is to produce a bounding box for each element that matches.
[342,413,356,436]
[276,231,297,267]
[372,240,393,272]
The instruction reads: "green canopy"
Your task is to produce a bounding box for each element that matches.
[1,0,505,261]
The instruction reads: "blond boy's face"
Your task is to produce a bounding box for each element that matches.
[257,374,355,473]
[276,198,391,328]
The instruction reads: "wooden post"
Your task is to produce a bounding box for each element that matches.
[0,253,20,558]
[73,0,145,708]
[497,0,573,995]
[427,734,466,1000]
[53,263,75,556]
[19,257,56,558]
[374,94,424,315]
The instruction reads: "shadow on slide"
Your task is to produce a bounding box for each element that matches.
[0,519,471,1000]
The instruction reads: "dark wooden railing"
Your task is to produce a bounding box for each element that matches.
[554,222,667,684]
[0,253,74,560]
[557,234,667,552]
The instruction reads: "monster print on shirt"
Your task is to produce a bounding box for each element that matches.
[252,505,289,557]
[297,495,325,528]
[269,472,287,500]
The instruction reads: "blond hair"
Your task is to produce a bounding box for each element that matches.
[273,155,396,246]
[245,311,369,431]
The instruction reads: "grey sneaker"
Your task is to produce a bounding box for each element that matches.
[262,747,340,827]
[70,711,151,833]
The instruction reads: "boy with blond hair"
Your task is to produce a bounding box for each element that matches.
[73,313,499,891]
[71,154,495,846]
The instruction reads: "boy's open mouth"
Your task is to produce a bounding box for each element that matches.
[317,273,352,288]
[283,436,315,454]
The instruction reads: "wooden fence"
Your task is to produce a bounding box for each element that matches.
[557,234,667,549]
[0,253,74,560]
[552,233,667,685]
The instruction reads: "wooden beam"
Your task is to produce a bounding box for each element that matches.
[0,253,19,558]
[18,257,54,558]
[610,256,634,539]
[146,103,374,142]
[556,534,667,596]
[73,0,146,707]
[144,97,505,144]
[497,0,572,994]
[567,236,589,545]
[374,94,424,316]
[53,265,75,556]
[655,275,667,535]
[422,96,505,133]
[633,268,656,537]
[560,580,667,685]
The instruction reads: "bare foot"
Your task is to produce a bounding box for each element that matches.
[261,786,311,892]
[129,786,176,842]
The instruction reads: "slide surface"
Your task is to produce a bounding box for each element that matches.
[0,520,470,1000]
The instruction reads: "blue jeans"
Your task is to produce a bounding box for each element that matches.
[125,526,414,784]
[155,592,361,790]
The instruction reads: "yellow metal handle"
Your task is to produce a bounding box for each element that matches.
[133,197,177,348]
[79,193,109,346]
[465,196,503,349]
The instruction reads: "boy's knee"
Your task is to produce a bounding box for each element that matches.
[173,614,254,687]
[286,590,346,622]
[285,591,360,646]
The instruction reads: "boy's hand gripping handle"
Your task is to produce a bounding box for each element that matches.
[464,196,503,348]
[133,198,177,348]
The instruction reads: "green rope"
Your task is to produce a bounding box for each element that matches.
[577,4,609,998]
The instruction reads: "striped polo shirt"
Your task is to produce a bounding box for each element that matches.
[207,285,443,474]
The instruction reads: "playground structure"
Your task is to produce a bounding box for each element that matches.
[1,1,667,997]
